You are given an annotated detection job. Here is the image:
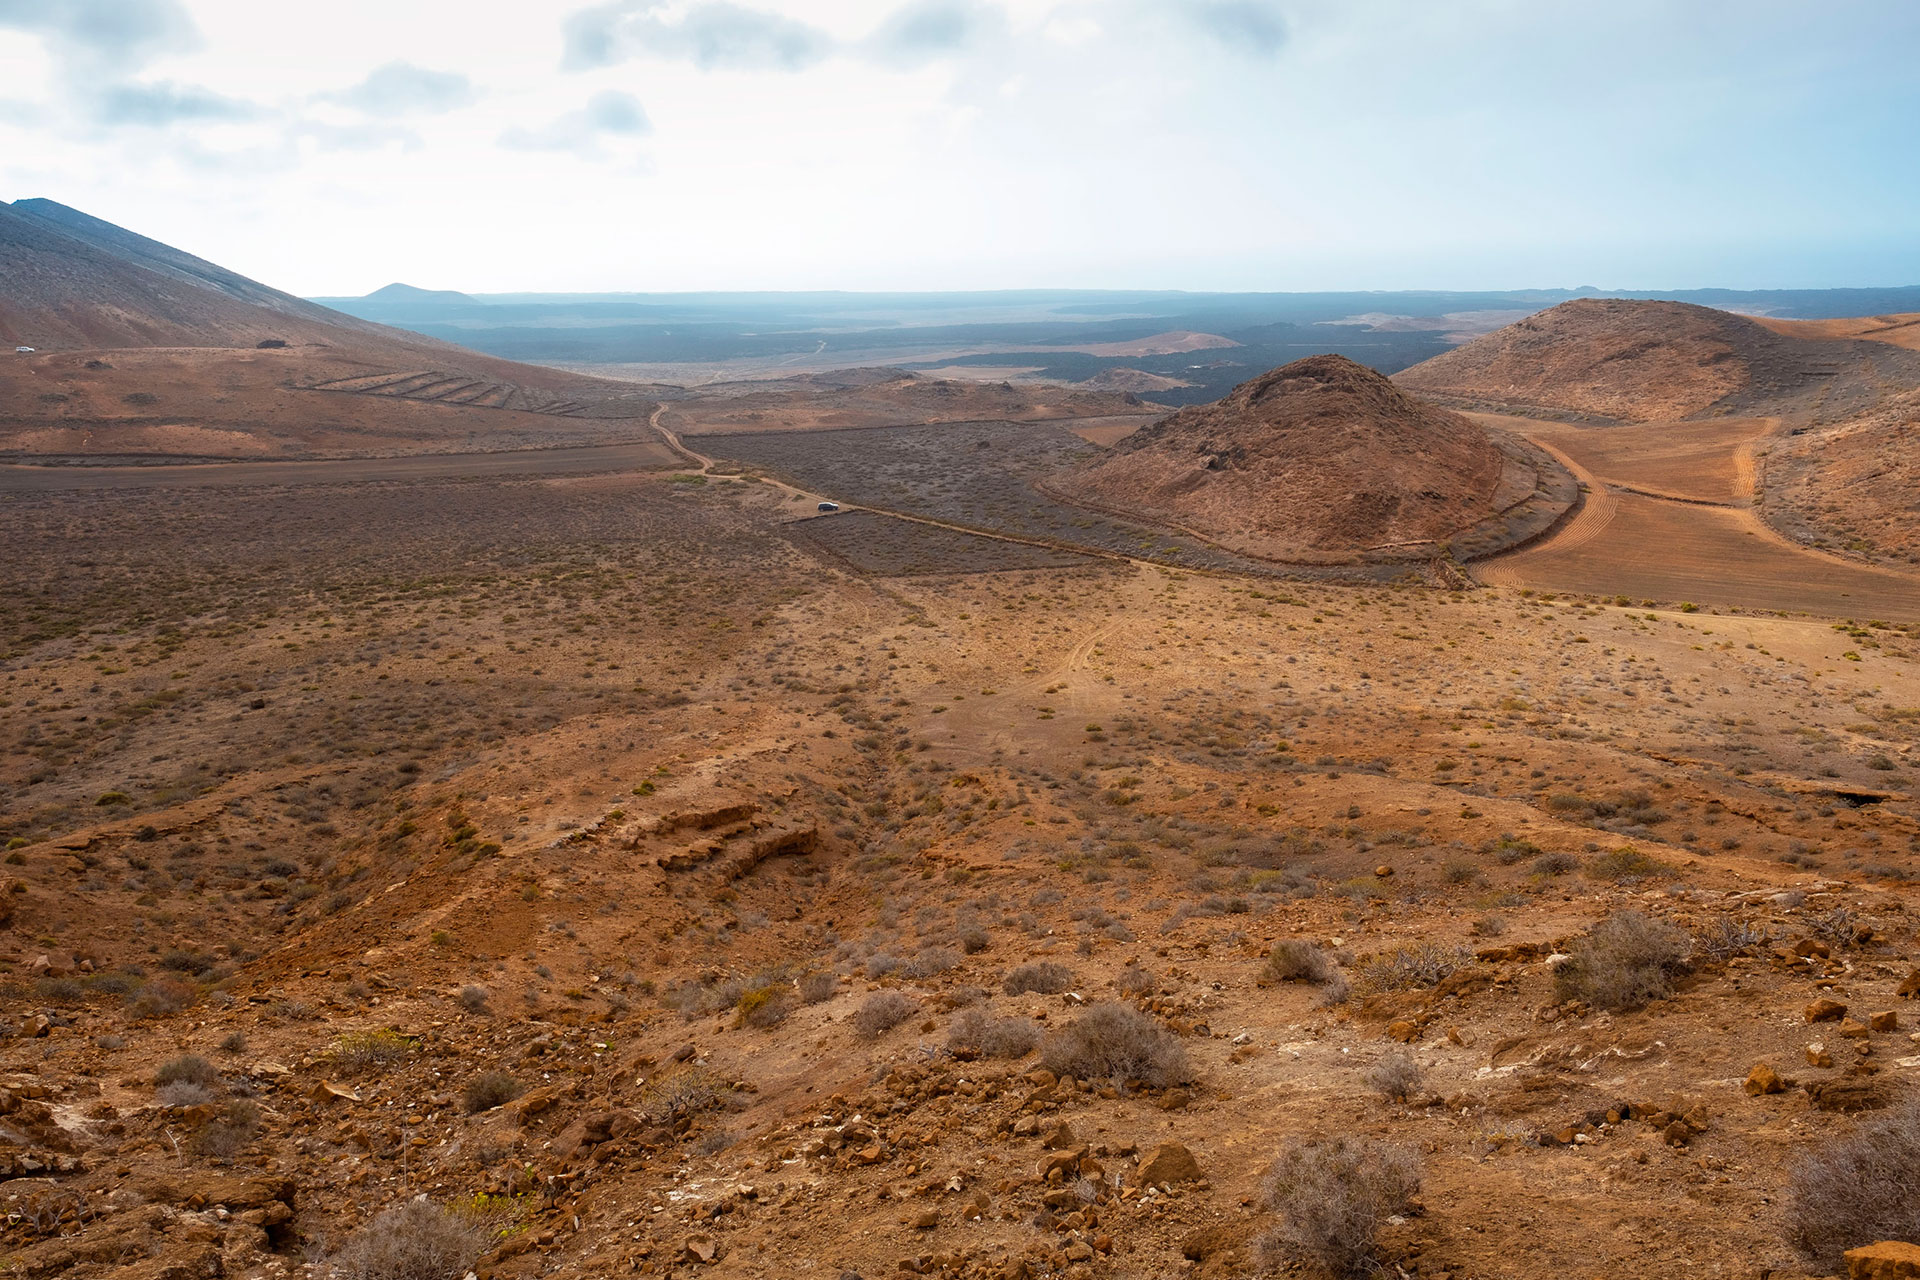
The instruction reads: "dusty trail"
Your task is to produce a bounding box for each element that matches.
[655,409,1161,571]
[933,573,1158,765]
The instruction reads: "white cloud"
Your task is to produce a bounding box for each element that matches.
[500,89,650,157]
[0,0,199,72]
[562,0,832,71]
[1181,0,1286,56]
[330,62,477,116]
[1,0,1915,293]
[866,0,1004,67]
[88,78,258,125]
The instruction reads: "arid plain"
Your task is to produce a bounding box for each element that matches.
[6,199,1920,1280]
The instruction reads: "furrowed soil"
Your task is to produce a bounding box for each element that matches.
[1505,415,1774,505]
[1479,488,1920,620]
[785,510,1102,577]
[1467,412,1920,620]
[706,419,1338,578]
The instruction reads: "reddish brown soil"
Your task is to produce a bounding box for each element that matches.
[1398,298,1920,429]
[6,465,1920,1278]
[1507,414,1773,505]
[0,347,668,460]
[7,214,1920,1279]
[0,198,677,461]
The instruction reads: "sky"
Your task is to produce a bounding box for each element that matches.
[2,0,1918,295]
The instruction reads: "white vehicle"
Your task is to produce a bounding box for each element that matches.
[13,346,33,354]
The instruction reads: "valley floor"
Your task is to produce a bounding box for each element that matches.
[3,436,1919,1280]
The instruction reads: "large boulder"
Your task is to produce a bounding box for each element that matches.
[1135,1141,1202,1187]
[1848,1241,1920,1279]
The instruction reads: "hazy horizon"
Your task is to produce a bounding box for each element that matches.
[5,1,1919,295]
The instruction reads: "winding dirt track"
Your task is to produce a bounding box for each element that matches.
[653,411,1158,571]
[1473,414,1920,620]
[935,588,1140,767]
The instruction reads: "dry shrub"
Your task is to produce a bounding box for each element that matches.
[458,985,489,1012]
[1116,962,1156,996]
[192,1099,261,1162]
[1808,905,1867,948]
[326,1030,416,1074]
[1490,837,1541,865]
[1585,847,1673,882]
[947,1008,1043,1059]
[14,1186,92,1238]
[907,946,961,978]
[1363,1052,1424,1103]
[851,991,917,1038]
[462,1071,523,1114]
[1553,910,1690,1011]
[1354,943,1467,995]
[327,1197,485,1280]
[155,1053,220,1088]
[798,972,837,1004]
[1039,1003,1190,1087]
[1786,1101,1920,1270]
[640,1070,719,1122]
[1258,1136,1422,1277]
[156,1080,214,1107]
[1693,914,1771,964]
[1003,961,1075,996]
[662,974,745,1018]
[735,985,795,1029]
[1262,939,1335,985]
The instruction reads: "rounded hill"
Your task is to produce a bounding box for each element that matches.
[1049,354,1566,563]
[1395,297,1920,423]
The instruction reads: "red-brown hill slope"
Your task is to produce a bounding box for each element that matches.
[1394,299,1759,421]
[1764,386,1920,566]
[0,199,667,458]
[0,199,411,352]
[1396,298,1920,423]
[1050,354,1507,560]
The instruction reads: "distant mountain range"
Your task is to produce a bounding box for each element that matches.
[303,280,1920,406]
